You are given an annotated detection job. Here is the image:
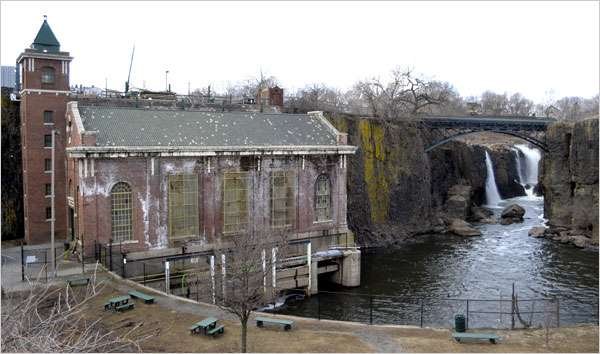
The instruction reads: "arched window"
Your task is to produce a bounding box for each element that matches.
[315,174,331,222]
[111,182,132,242]
[41,67,55,84]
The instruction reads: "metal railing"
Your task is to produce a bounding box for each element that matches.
[283,290,599,329]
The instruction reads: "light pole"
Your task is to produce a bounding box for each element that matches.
[165,70,169,92]
[50,129,56,277]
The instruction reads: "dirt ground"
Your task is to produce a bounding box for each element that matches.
[84,280,599,353]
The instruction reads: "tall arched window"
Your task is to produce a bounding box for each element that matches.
[111,182,132,242]
[315,174,331,222]
[41,67,55,84]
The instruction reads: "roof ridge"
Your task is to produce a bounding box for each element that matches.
[78,105,307,117]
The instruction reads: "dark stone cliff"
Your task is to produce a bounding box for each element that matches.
[329,115,527,246]
[1,89,24,240]
[542,118,599,245]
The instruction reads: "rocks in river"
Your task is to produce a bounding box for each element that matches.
[469,206,496,224]
[528,226,546,238]
[500,204,525,225]
[570,235,592,248]
[445,185,472,220]
[448,219,481,237]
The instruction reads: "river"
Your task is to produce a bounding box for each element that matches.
[277,195,599,328]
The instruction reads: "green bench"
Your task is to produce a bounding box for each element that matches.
[207,325,225,337]
[452,332,500,344]
[255,316,294,331]
[67,277,89,287]
[128,290,155,304]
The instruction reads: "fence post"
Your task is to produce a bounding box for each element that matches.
[109,239,113,272]
[466,299,469,330]
[122,255,126,278]
[21,241,25,282]
[81,236,85,274]
[143,262,146,285]
[511,283,515,329]
[555,297,560,328]
[420,299,424,328]
[369,296,373,325]
[44,252,47,283]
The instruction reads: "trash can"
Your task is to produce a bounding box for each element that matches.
[454,314,466,332]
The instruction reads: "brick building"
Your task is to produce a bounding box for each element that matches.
[17,17,72,244]
[17,19,357,269]
[66,105,355,257]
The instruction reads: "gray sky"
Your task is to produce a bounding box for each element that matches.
[1,1,598,102]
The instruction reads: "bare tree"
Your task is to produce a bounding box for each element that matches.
[1,267,149,352]
[507,93,534,116]
[353,67,453,119]
[215,230,289,353]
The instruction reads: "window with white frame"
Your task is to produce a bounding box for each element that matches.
[111,182,133,242]
[315,174,332,222]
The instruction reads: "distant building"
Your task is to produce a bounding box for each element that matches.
[1,66,16,89]
[257,85,284,108]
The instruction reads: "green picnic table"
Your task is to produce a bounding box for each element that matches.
[453,332,501,344]
[189,317,224,336]
[104,295,134,312]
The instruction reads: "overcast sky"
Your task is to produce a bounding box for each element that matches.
[1,1,598,102]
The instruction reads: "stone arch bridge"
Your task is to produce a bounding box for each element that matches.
[420,115,555,152]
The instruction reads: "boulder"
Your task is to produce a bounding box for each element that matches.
[448,219,481,237]
[501,204,526,219]
[446,195,468,219]
[500,204,525,225]
[528,226,546,238]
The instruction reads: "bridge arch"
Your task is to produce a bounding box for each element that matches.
[425,130,548,153]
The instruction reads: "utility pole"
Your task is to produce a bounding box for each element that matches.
[50,129,56,277]
[165,70,169,92]
[188,81,190,96]
[105,77,108,98]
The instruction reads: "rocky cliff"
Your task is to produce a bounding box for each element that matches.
[542,118,599,246]
[330,117,436,245]
[1,88,24,239]
[329,115,527,246]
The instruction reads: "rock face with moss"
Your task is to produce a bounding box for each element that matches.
[330,116,435,245]
[542,118,599,246]
[1,88,23,240]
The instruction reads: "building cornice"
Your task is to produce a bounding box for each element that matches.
[20,89,71,95]
[16,51,73,63]
[66,145,358,158]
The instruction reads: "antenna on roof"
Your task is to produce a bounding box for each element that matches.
[125,44,135,94]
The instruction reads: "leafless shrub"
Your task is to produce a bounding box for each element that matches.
[1,265,148,352]
[215,230,290,353]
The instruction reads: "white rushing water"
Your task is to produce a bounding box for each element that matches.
[484,151,502,207]
[513,144,542,198]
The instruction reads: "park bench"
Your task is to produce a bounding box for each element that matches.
[452,332,500,344]
[190,317,218,335]
[207,324,225,337]
[255,316,294,331]
[66,277,89,287]
[128,290,155,304]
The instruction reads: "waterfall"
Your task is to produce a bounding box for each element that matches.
[514,144,541,198]
[484,151,502,207]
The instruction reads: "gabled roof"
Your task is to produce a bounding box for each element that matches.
[32,19,60,53]
[76,106,345,149]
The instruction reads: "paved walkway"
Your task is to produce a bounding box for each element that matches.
[1,241,103,292]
